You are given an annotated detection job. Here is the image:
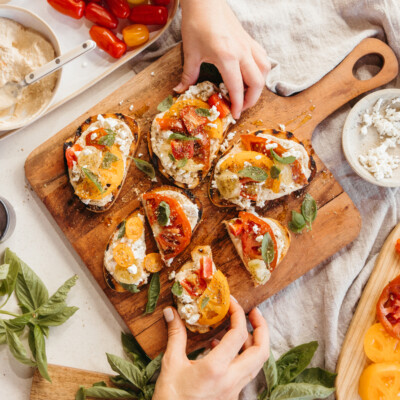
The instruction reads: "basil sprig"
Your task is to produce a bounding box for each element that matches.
[157,95,173,112]
[133,158,156,180]
[168,133,200,141]
[82,167,104,193]
[195,108,211,117]
[101,152,119,169]
[270,165,281,180]
[258,341,336,400]
[288,194,318,234]
[157,201,170,227]
[0,249,78,382]
[270,149,296,164]
[117,220,126,239]
[98,130,116,146]
[144,272,160,314]
[171,281,183,296]
[238,166,268,182]
[261,233,275,267]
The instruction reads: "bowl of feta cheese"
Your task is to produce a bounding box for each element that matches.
[342,88,400,187]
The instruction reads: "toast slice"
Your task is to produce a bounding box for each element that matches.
[148,81,235,189]
[64,113,140,213]
[141,185,203,267]
[173,245,230,333]
[209,128,316,209]
[224,211,291,286]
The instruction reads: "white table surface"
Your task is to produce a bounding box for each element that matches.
[0,62,139,399]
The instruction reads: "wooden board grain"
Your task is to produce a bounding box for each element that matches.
[25,39,398,358]
[336,223,400,400]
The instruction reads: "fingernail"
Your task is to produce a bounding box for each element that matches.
[173,83,184,92]
[230,295,238,303]
[163,307,174,323]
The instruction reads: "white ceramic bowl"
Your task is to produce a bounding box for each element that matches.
[342,88,400,187]
[0,4,61,131]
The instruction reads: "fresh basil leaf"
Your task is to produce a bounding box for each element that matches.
[269,383,335,400]
[75,386,86,400]
[102,152,119,169]
[142,383,155,399]
[120,283,140,294]
[264,349,278,395]
[276,341,318,385]
[144,353,162,383]
[36,275,78,316]
[110,375,133,388]
[144,273,160,315]
[106,353,145,390]
[35,306,78,327]
[84,386,137,399]
[261,233,274,267]
[82,167,104,193]
[92,381,108,387]
[157,95,173,112]
[294,367,336,388]
[168,153,175,162]
[257,388,269,400]
[3,316,29,336]
[195,108,211,117]
[98,132,116,146]
[157,201,170,227]
[168,133,199,141]
[133,158,155,179]
[288,221,304,234]
[121,332,151,365]
[0,264,9,280]
[201,296,210,310]
[301,194,317,225]
[291,211,306,230]
[238,166,268,182]
[34,324,51,382]
[117,221,126,240]
[171,281,183,296]
[187,348,205,360]
[28,326,36,360]
[270,149,296,164]
[0,320,6,345]
[176,157,188,168]
[1,249,21,307]
[5,326,36,366]
[271,166,281,180]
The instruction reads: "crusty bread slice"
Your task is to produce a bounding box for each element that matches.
[64,113,140,213]
[224,216,291,286]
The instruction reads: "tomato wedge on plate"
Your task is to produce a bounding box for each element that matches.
[377,275,400,339]
[142,193,192,259]
[207,93,231,118]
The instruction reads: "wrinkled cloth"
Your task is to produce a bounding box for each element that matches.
[132,1,400,398]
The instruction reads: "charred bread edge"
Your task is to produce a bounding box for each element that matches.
[64,113,141,213]
[209,128,317,208]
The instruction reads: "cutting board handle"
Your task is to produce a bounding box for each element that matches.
[294,38,399,137]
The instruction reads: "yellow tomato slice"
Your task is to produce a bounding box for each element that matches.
[169,98,209,117]
[364,323,400,363]
[204,117,223,139]
[220,151,273,174]
[359,362,400,400]
[113,243,135,268]
[144,253,163,273]
[125,215,144,242]
[197,270,230,326]
[114,264,144,285]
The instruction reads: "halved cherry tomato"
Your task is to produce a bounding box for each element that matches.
[113,243,135,268]
[207,93,231,118]
[229,219,243,236]
[377,275,400,339]
[122,24,149,47]
[105,0,130,18]
[181,273,207,297]
[85,128,108,149]
[65,144,83,169]
[144,253,163,273]
[200,257,213,280]
[48,0,85,19]
[156,117,186,133]
[364,323,400,363]
[396,238,400,255]
[143,193,192,259]
[171,140,194,160]
[129,4,168,25]
[89,26,127,59]
[125,215,143,242]
[85,2,118,29]
[180,106,208,134]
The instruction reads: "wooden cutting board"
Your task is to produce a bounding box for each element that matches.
[336,222,400,399]
[25,39,398,358]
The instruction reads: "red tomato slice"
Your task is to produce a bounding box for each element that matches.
[207,93,231,118]
[200,257,213,279]
[156,117,186,133]
[377,275,400,339]
[238,211,278,270]
[142,193,192,259]
[180,106,208,134]
[192,126,211,171]
[229,219,244,236]
[65,144,83,168]
[85,127,109,150]
[171,140,194,160]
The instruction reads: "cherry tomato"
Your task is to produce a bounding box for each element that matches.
[207,93,231,118]
[192,127,211,171]
[65,144,83,168]
[377,275,400,339]
[129,5,168,25]
[122,24,149,47]
[85,2,118,29]
[47,0,85,19]
[153,0,170,5]
[180,106,208,134]
[89,26,127,59]
[85,128,108,149]
[156,117,186,133]
[105,0,130,18]
[171,140,194,160]
[200,257,213,280]
[396,238,400,255]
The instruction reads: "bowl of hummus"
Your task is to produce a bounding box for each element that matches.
[0,5,61,131]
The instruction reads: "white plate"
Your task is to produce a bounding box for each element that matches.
[0,0,179,141]
[342,88,400,187]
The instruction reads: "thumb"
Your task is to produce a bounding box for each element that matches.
[163,307,187,359]
[174,56,201,93]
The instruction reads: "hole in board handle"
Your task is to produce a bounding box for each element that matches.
[352,53,384,81]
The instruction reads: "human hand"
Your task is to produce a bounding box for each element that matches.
[176,0,271,119]
[153,296,270,400]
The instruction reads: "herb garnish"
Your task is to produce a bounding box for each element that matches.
[195,108,211,117]
[200,296,210,310]
[238,166,268,182]
[98,130,116,146]
[176,157,188,168]
[133,158,156,179]
[168,153,176,162]
[144,272,160,314]
[171,281,183,296]
[82,167,104,193]
[270,149,296,164]
[157,201,170,227]
[117,220,126,239]
[157,95,173,112]
[168,133,200,141]
[101,152,119,169]
[261,233,274,267]
[119,283,140,294]
[270,165,281,180]
[288,194,318,234]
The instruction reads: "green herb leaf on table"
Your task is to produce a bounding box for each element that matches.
[201,296,210,310]
[82,167,104,193]
[269,383,335,400]
[84,386,137,399]
[144,353,163,383]
[289,211,306,233]
[5,326,36,366]
[270,165,281,180]
[195,108,211,117]
[145,273,160,315]
[261,233,275,267]
[33,324,51,382]
[263,349,278,395]
[93,381,108,387]
[119,283,140,294]
[133,158,155,179]
[98,131,116,146]
[238,166,268,182]
[0,264,9,280]
[171,281,183,296]
[177,157,188,168]
[117,221,126,239]
[294,367,337,388]
[270,149,296,164]
[102,152,119,169]
[157,95,173,112]
[121,332,151,366]
[28,326,36,359]
[106,353,145,390]
[168,133,200,141]
[1,249,21,308]
[75,386,86,400]
[34,306,78,327]
[157,201,170,227]
[301,194,317,229]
